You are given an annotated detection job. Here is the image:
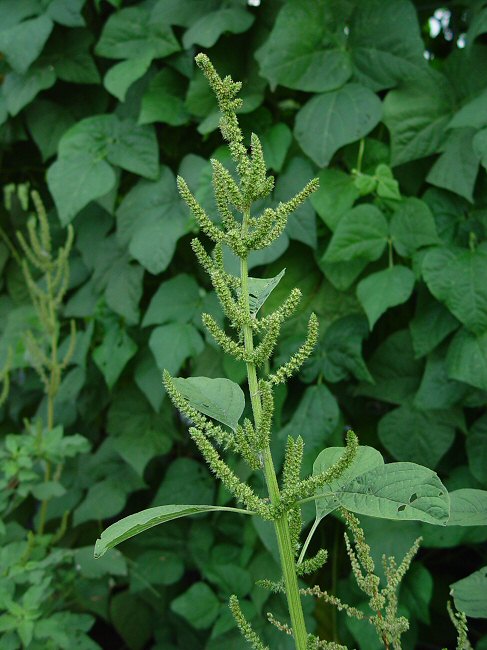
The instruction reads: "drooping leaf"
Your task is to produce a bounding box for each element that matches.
[260,123,293,173]
[295,83,382,166]
[390,198,440,257]
[447,328,487,392]
[322,314,373,383]
[450,567,487,618]
[3,66,56,116]
[410,290,459,358]
[447,489,487,526]
[422,244,487,335]
[93,325,137,389]
[323,204,388,263]
[182,7,254,49]
[311,168,359,231]
[104,54,152,102]
[152,458,214,507]
[171,582,221,630]
[94,504,253,558]
[43,29,100,85]
[255,0,352,93]
[143,274,202,327]
[245,270,285,316]
[378,401,459,468]
[26,100,75,161]
[0,14,53,74]
[149,323,204,375]
[171,376,245,431]
[276,156,317,249]
[448,88,487,130]
[356,266,415,329]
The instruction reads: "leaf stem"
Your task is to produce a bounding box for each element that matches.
[241,210,308,650]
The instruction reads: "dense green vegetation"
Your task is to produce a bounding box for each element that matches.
[0,1,487,648]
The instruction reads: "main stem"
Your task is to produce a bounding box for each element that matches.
[240,212,308,650]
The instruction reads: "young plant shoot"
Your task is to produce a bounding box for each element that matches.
[95,55,460,649]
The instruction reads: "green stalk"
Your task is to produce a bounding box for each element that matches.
[240,211,308,650]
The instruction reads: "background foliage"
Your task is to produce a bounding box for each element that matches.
[1,0,487,648]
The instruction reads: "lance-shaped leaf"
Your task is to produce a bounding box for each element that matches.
[171,376,245,431]
[450,567,487,619]
[446,489,487,526]
[244,269,285,315]
[94,504,253,558]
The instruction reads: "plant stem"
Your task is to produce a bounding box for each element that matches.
[240,211,308,650]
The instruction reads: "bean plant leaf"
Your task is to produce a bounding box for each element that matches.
[447,489,487,526]
[467,415,487,485]
[422,245,487,335]
[182,7,254,49]
[143,274,202,327]
[323,204,388,263]
[295,83,382,166]
[3,66,56,116]
[356,266,415,329]
[93,326,137,389]
[450,567,487,618]
[260,123,293,173]
[104,54,152,102]
[446,328,487,392]
[171,376,245,431]
[311,168,359,231]
[139,68,189,126]
[390,198,440,257]
[171,582,221,630]
[313,446,385,521]
[149,323,203,376]
[94,504,253,558]
[0,14,53,74]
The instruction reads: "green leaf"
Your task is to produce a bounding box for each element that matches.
[322,314,373,383]
[139,68,189,126]
[116,167,189,274]
[339,462,450,524]
[95,6,180,60]
[143,274,202,327]
[149,323,204,375]
[474,128,487,170]
[422,245,487,335]
[378,402,458,468]
[47,154,116,226]
[260,123,292,173]
[311,169,359,231]
[450,567,487,618]
[447,328,487,392]
[152,458,214,507]
[74,546,127,579]
[46,0,86,27]
[356,330,422,405]
[26,100,75,161]
[110,592,152,650]
[245,269,285,316]
[357,266,415,329]
[467,415,487,485]
[323,204,388,263]
[277,157,317,248]
[182,7,254,49]
[410,290,459,358]
[3,66,56,116]
[104,54,152,102]
[43,29,100,84]
[447,489,487,526]
[255,0,352,92]
[30,481,66,500]
[313,446,384,521]
[171,376,245,431]
[448,88,487,130]
[171,582,221,629]
[427,128,480,202]
[93,325,137,389]
[94,504,252,558]
[104,259,144,326]
[390,198,440,257]
[295,83,382,166]
[0,14,53,74]
[374,164,401,200]
[134,347,164,412]
[414,347,467,411]
[383,70,454,166]
[348,0,426,91]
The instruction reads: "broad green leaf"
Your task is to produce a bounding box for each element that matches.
[171,582,220,629]
[150,0,219,28]
[245,270,285,316]
[134,347,164,412]
[448,88,487,130]
[383,69,454,166]
[182,7,254,49]
[339,462,450,524]
[410,291,459,358]
[323,204,388,263]
[104,55,152,102]
[447,489,487,526]
[322,314,373,383]
[402,563,434,625]
[390,198,440,257]
[0,15,53,73]
[277,157,317,249]
[450,567,487,618]
[46,0,86,27]
[295,83,382,166]
[47,154,116,226]
[467,415,487,485]
[313,446,384,521]
[374,164,400,200]
[3,66,56,116]
[260,123,292,173]
[104,259,144,326]
[26,100,75,161]
[152,458,214,507]
[95,6,180,60]
[378,401,458,468]
[422,245,487,335]
[427,128,480,202]
[94,504,252,558]
[280,384,340,475]
[474,128,487,170]
[311,169,359,231]
[255,0,352,92]
[414,348,467,411]
[43,30,100,85]
[93,325,137,389]
[348,0,426,91]
[143,274,202,327]
[320,258,369,292]
[447,328,487,392]
[357,266,415,329]
[116,167,190,275]
[356,330,422,405]
[139,68,189,126]
[110,591,152,650]
[74,547,127,579]
[171,376,245,431]
[149,323,204,375]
